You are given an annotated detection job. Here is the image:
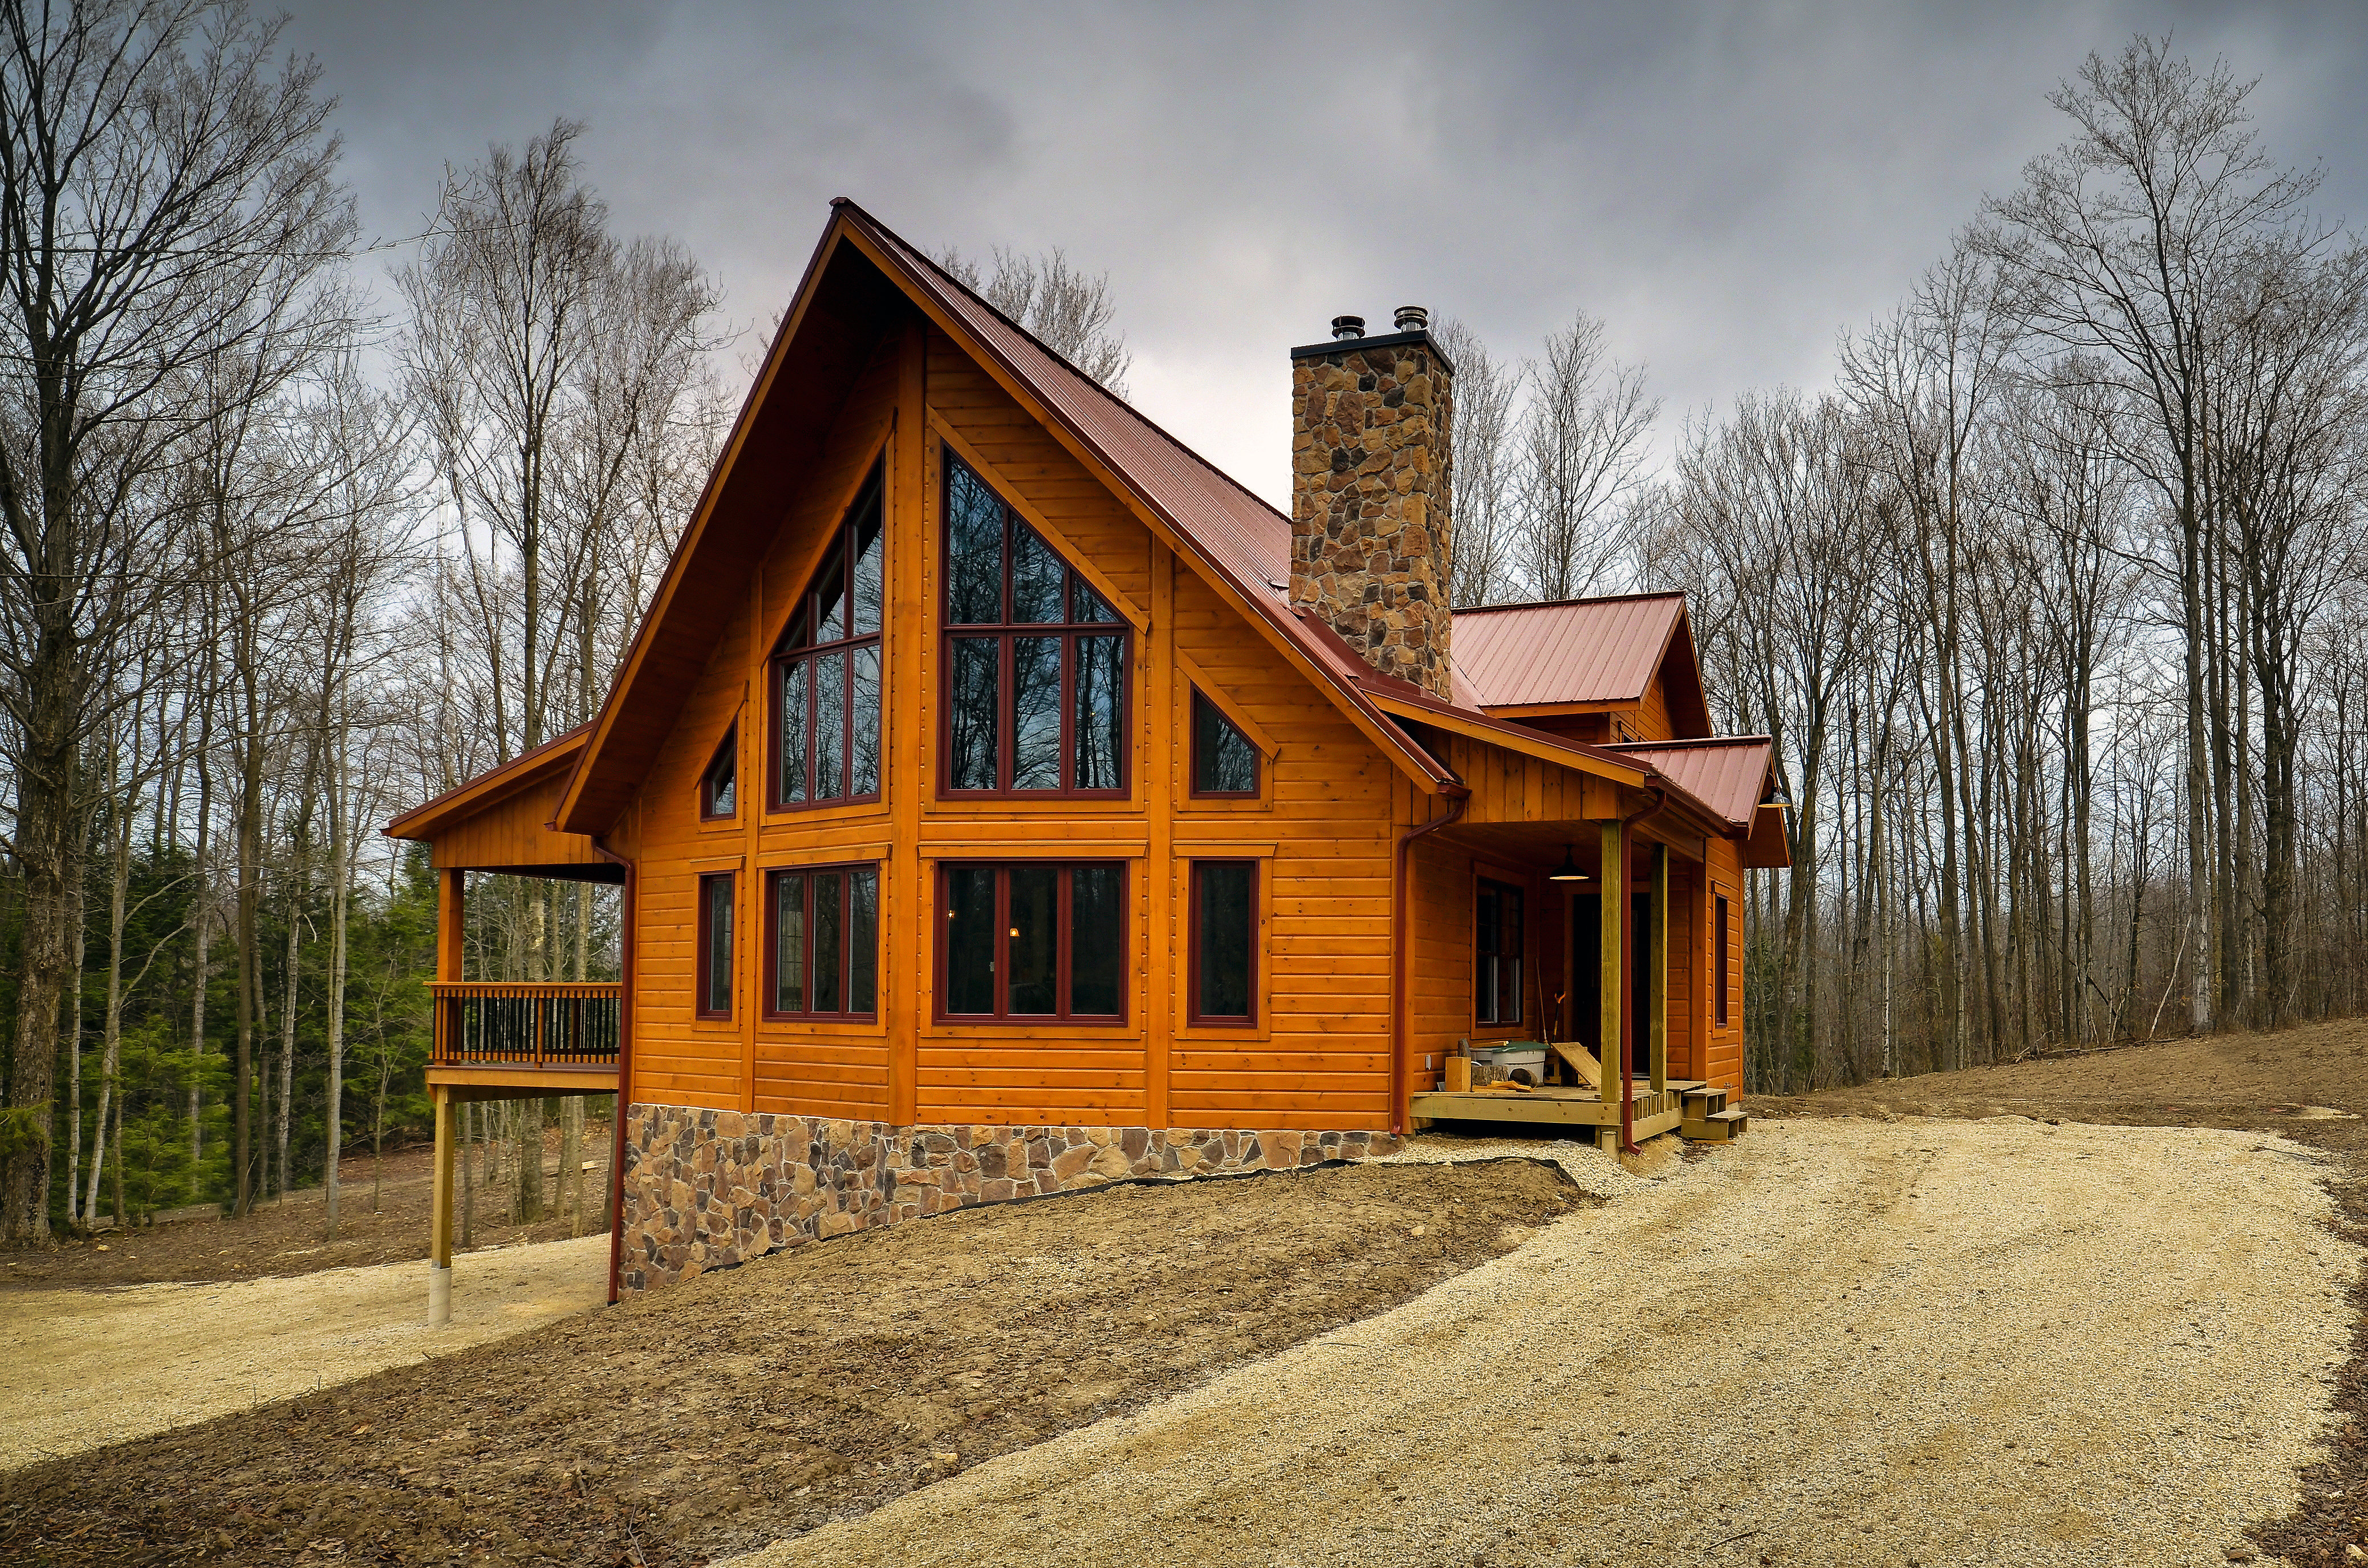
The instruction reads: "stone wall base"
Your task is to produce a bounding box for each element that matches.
[619,1105,1402,1293]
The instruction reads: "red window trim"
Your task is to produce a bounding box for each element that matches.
[762,863,882,1023]
[1187,686,1259,799]
[1185,858,1258,1026]
[769,466,886,814]
[932,860,1128,1025]
[696,871,734,1021]
[936,457,1132,801]
[700,725,738,821]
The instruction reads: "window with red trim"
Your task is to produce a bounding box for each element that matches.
[772,466,883,810]
[941,457,1128,797]
[1715,893,1731,1027]
[1188,859,1256,1023]
[765,864,879,1019]
[1475,878,1523,1026]
[697,872,735,1019]
[1189,689,1257,797]
[700,727,737,820]
[939,862,1125,1021]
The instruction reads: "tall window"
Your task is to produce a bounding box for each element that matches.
[1475,878,1523,1027]
[767,864,879,1019]
[774,466,884,809]
[697,872,734,1019]
[700,727,737,819]
[940,862,1124,1021]
[1715,893,1731,1027]
[942,457,1128,797]
[1189,860,1256,1023]
[1190,688,1258,797]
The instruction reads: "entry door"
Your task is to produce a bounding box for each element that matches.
[1568,888,1651,1075]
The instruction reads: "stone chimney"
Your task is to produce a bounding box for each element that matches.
[1289,307,1455,698]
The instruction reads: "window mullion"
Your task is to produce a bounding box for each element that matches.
[1054,866,1071,1021]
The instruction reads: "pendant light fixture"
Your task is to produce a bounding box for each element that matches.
[1549,843,1589,883]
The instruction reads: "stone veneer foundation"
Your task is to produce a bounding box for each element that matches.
[618,1103,1404,1293]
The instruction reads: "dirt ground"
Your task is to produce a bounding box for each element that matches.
[719,1115,2349,1568]
[0,1234,611,1470]
[0,1158,1588,1567]
[1755,1014,2368,1149]
[6,1124,616,1290]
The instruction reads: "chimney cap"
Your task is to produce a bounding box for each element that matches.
[1394,305,1429,332]
[1329,314,1366,340]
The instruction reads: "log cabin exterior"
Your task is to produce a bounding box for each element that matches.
[385,200,1788,1304]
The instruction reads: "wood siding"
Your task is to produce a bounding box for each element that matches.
[593,313,1749,1131]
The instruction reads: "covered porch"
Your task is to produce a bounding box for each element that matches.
[1406,817,1743,1145]
[385,728,631,1325]
[1377,706,1786,1149]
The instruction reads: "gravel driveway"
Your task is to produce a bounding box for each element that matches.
[0,1232,609,1471]
[724,1118,2354,1567]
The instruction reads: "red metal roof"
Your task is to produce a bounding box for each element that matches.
[528,199,1770,843]
[1449,594,1686,709]
[1605,736,1775,832]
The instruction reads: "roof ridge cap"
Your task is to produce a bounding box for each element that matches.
[1452,590,1687,615]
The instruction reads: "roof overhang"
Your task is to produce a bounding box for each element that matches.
[386,726,590,843]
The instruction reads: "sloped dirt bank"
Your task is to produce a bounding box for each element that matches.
[0,1158,1587,1566]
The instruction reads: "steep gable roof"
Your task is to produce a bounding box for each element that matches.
[554,200,1456,834]
[1449,592,1713,736]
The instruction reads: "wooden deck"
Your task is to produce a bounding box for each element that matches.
[1407,1078,1747,1144]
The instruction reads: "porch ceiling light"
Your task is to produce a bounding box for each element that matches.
[1549,843,1589,883]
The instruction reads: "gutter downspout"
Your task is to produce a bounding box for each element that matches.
[1618,788,1667,1155]
[1392,787,1468,1135]
[592,834,635,1306]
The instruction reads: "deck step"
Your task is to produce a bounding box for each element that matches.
[1681,1084,1730,1114]
[1680,1107,1749,1143]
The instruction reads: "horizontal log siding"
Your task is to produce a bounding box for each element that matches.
[432,772,607,871]
[626,332,904,1119]
[1703,834,1746,1097]
[1165,561,1395,1127]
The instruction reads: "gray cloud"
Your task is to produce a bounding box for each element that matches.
[285,0,2368,502]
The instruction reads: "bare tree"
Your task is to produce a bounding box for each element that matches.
[935,245,1131,394]
[1981,36,2328,1035]
[0,0,349,1239]
[1433,317,1521,607]
[1510,312,1656,601]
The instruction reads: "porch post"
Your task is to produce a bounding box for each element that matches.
[1597,820,1622,1114]
[428,1086,454,1327]
[1649,842,1669,1095]
[438,868,465,982]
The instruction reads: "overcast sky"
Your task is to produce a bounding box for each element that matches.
[281,1,2368,508]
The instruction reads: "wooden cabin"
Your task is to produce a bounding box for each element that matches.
[385,200,1788,1306]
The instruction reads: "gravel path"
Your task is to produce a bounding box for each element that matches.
[0,1233,609,1472]
[724,1118,2355,1567]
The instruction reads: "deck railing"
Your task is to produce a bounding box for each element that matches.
[429,981,622,1069]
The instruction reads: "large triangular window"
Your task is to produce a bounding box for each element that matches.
[940,455,1129,797]
[773,464,884,808]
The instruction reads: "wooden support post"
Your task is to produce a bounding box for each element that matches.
[438,868,465,982]
[1597,819,1622,1112]
[428,1086,454,1327]
[1650,842,1669,1096]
